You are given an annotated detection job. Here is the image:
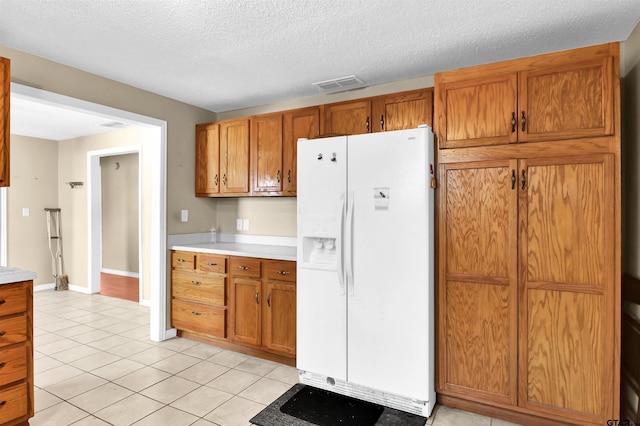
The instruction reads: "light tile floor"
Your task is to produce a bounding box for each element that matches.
[33,290,519,425]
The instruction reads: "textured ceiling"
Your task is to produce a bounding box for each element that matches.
[1,0,640,119]
[0,0,640,112]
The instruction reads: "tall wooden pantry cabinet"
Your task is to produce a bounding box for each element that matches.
[435,43,621,425]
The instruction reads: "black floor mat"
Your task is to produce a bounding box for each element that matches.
[279,385,384,426]
[250,383,428,426]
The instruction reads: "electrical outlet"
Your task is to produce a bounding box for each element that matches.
[236,218,243,230]
[181,210,188,222]
[242,219,249,231]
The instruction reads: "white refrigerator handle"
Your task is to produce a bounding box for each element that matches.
[337,193,346,295]
[346,191,354,296]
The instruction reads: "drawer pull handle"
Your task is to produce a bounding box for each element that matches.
[207,262,217,267]
[255,291,259,304]
[0,400,5,406]
[239,265,250,270]
[177,259,186,263]
[0,300,5,305]
[267,292,271,307]
[0,331,6,337]
[191,281,201,285]
[277,270,290,275]
[0,363,5,368]
[191,311,202,316]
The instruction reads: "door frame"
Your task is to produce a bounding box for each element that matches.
[6,83,170,342]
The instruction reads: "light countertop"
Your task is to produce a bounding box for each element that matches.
[0,267,37,285]
[169,233,296,262]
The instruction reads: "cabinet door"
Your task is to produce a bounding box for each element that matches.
[231,277,261,346]
[373,88,433,132]
[518,58,614,142]
[195,123,220,196]
[436,73,518,148]
[519,155,615,423]
[263,281,296,355]
[251,113,283,193]
[438,160,518,405]
[283,107,320,195]
[324,100,372,135]
[0,57,9,187]
[220,119,250,194]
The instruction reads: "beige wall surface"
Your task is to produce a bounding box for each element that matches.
[1,43,218,238]
[58,127,155,298]
[622,22,640,278]
[101,153,139,273]
[7,135,58,285]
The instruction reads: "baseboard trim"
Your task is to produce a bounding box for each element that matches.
[141,299,151,307]
[34,283,55,292]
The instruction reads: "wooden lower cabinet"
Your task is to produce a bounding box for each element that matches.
[0,281,33,426]
[171,251,296,363]
[438,153,617,425]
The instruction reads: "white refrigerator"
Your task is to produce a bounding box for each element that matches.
[296,126,435,417]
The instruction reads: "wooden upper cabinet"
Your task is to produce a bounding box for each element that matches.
[220,118,250,195]
[195,123,220,196]
[436,43,617,148]
[283,107,320,196]
[323,100,372,135]
[372,88,434,132]
[436,73,518,148]
[251,113,283,194]
[0,57,9,187]
[518,57,614,142]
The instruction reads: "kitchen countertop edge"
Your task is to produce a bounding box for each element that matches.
[169,233,297,262]
[0,267,37,285]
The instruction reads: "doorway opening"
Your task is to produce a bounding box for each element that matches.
[5,83,170,342]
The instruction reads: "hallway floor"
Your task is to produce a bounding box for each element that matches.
[32,290,517,425]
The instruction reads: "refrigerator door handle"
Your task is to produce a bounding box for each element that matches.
[346,191,355,296]
[337,192,346,295]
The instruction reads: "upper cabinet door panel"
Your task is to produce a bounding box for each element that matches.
[283,107,320,195]
[374,88,433,131]
[251,113,283,193]
[324,100,372,135]
[0,57,9,187]
[439,74,518,148]
[195,124,220,196]
[519,58,614,142]
[220,119,250,194]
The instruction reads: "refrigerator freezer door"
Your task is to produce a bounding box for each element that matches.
[346,128,434,400]
[297,136,348,381]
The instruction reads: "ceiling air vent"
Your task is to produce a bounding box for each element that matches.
[312,75,365,92]
[97,121,128,128]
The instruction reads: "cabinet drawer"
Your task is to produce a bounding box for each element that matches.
[172,299,226,338]
[172,270,225,306]
[0,382,27,425]
[230,257,262,278]
[0,344,27,387]
[0,316,26,349]
[0,285,27,317]
[265,260,296,283]
[172,251,196,270]
[197,254,227,274]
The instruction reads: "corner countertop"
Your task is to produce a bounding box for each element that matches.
[169,232,297,262]
[0,267,37,285]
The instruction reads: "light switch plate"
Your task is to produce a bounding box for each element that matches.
[242,219,249,231]
[22,208,30,217]
[236,218,243,230]
[181,210,188,222]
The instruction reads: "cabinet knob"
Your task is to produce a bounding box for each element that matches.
[277,270,290,275]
